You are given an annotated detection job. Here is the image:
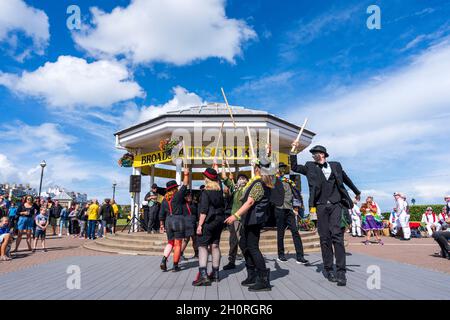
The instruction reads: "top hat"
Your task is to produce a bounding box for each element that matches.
[309,145,329,158]
[203,168,219,181]
[166,180,179,191]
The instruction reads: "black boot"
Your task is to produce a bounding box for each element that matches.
[208,267,220,282]
[172,263,181,272]
[160,256,167,271]
[336,271,347,286]
[323,270,337,282]
[192,267,211,286]
[241,267,257,287]
[248,269,271,292]
[223,262,236,270]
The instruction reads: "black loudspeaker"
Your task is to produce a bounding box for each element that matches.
[129,175,141,193]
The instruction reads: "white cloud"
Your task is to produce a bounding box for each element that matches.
[0,55,144,109]
[233,72,295,95]
[0,0,49,56]
[122,86,204,127]
[0,121,130,202]
[280,5,360,61]
[290,39,450,210]
[2,122,77,156]
[73,0,256,65]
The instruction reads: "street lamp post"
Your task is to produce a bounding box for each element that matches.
[112,181,117,201]
[38,160,46,197]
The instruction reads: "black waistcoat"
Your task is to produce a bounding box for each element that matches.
[241,179,271,226]
[317,169,342,205]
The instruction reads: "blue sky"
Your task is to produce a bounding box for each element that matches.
[0,0,449,210]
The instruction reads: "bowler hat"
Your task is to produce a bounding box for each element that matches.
[203,168,218,181]
[309,145,329,158]
[166,180,179,191]
[278,162,288,168]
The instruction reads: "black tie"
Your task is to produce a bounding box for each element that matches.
[317,162,328,169]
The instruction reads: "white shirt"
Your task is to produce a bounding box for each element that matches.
[421,213,437,224]
[350,204,361,217]
[396,198,408,215]
[389,211,397,223]
[321,163,332,180]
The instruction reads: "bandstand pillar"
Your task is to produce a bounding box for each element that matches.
[149,165,155,187]
[131,165,142,233]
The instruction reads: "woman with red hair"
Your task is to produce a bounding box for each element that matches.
[159,167,190,272]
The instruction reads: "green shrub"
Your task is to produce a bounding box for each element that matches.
[382,204,444,221]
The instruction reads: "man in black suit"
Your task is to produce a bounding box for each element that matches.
[290,143,360,286]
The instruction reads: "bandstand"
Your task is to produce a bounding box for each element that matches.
[114,103,315,230]
[84,103,319,255]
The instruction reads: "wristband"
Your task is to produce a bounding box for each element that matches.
[233,213,241,221]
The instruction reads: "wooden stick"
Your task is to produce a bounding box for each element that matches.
[291,118,308,153]
[246,126,256,177]
[182,140,188,169]
[221,87,237,128]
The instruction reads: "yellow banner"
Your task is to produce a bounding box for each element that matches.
[133,146,288,167]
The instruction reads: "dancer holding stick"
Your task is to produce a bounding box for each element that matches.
[291,118,308,153]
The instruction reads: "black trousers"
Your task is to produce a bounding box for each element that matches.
[239,224,266,272]
[149,205,160,231]
[317,203,346,273]
[275,208,304,258]
[227,220,241,263]
[143,209,150,232]
[432,231,450,256]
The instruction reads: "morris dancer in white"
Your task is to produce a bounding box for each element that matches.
[421,207,439,237]
[350,199,362,237]
[394,192,410,241]
[389,208,398,236]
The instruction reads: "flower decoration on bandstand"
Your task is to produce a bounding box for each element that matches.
[118,152,134,167]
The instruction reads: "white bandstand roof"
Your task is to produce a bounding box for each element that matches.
[114,103,315,155]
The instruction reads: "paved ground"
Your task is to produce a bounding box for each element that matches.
[1,231,449,300]
[346,233,450,274]
[0,235,114,275]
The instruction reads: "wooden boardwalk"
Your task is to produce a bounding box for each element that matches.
[1,252,449,300]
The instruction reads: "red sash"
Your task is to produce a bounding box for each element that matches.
[185,203,192,216]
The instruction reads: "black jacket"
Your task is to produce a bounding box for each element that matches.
[289,155,360,209]
[99,204,114,221]
[49,204,62,218]
[199,189,225,223]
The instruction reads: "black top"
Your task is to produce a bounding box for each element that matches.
[99,204,114,221]
[289,155,360,209]
[49,204,63,218]
[183,202,198,221]
[17,203,39,218]
[198,189,225,221]
[78,207,88,221]
[159,185,188,221]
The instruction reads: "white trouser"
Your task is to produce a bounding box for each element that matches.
[398,212,410,239]
[351,216,362,236]
[390,221,398,235]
